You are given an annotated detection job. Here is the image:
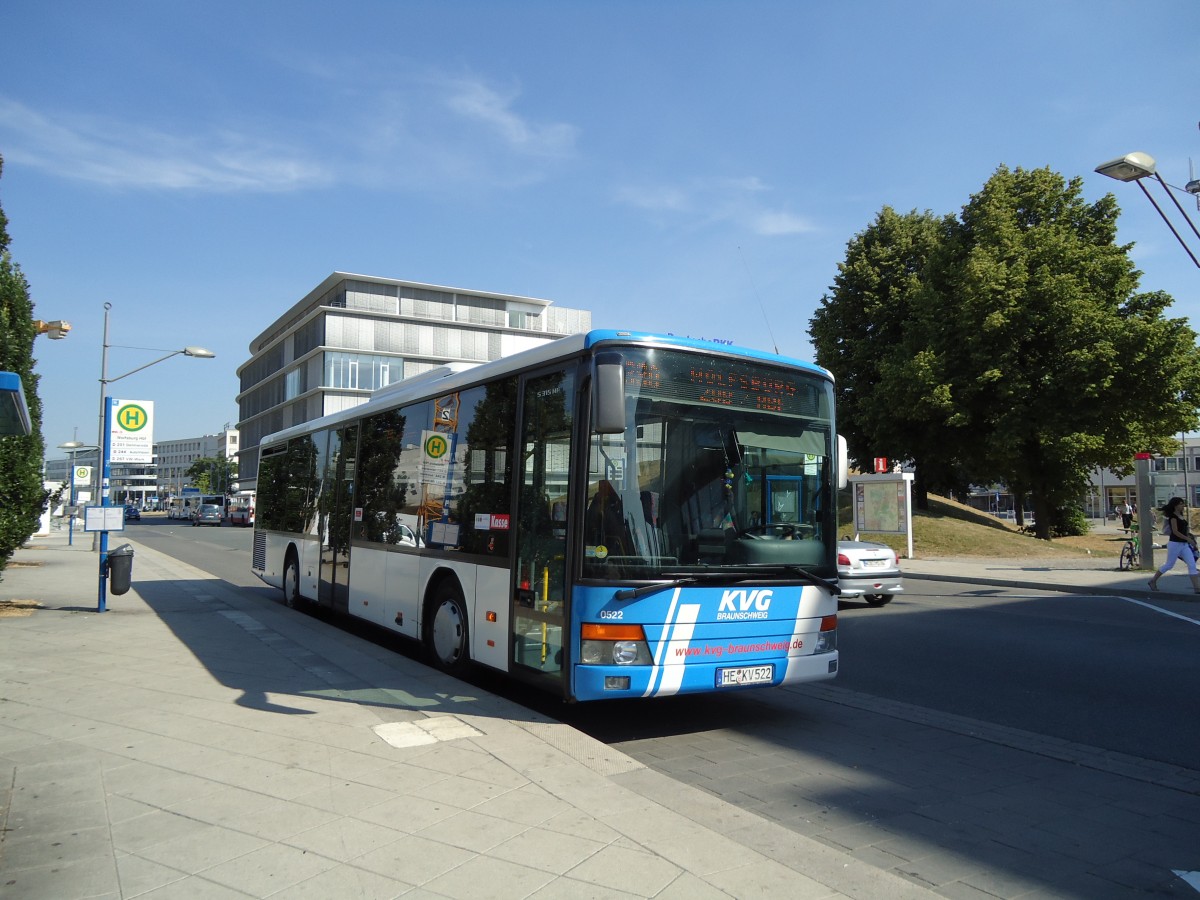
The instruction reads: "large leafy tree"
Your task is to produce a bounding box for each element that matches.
[812,165,1200,538]
[937,166,1200,536]
[0,156,48,570]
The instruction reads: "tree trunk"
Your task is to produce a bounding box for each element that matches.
[912,464,930,510]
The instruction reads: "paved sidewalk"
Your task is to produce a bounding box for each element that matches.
[0,529,937,900]
[902,533,1200,601]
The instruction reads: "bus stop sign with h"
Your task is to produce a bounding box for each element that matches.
[85,398,154,612]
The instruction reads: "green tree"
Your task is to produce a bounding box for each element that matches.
[939,166,1200,537]
[185,456,238,495]
[0,155,48,571]
[810,206,966,506]
[811,164,1200,539]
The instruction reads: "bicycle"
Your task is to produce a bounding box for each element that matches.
[1118,531,1140,571]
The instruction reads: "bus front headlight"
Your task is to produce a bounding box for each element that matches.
[611,640,652,665]
[581,623,653,665]
[815,614,837,653]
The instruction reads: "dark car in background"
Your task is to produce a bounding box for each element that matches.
[123,505,141,522]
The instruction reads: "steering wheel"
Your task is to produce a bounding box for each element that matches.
[737,523,796,539]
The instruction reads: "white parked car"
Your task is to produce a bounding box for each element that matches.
[837,540,903,606]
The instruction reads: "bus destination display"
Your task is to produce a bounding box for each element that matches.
[624,353,817,416]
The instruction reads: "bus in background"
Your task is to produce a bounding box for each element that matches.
[229,490,256,527]
[252,330,844,702]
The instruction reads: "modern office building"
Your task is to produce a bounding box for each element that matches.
[234,273,592,488]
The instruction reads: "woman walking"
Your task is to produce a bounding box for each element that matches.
[1148,497,1200,593]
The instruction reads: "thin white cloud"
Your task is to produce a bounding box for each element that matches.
[615,176,817,236]
[341,72,580,191]
[751,210,815,236]
[441,77,577,159]
[0,70,580,194]
[0,98,327,192]
[614,184,691,212]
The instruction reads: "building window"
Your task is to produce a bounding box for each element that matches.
[324,352,404,392]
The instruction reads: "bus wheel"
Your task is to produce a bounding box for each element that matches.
[427,582,470,675]
[283,554,303,609]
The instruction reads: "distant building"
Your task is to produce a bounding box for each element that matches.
[966,438,1200,523]
[156,430,239,500]
[234,272,591,488]
[45,429,240,508]
[44,449,99,500]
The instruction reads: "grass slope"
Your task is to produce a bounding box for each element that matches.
[844,494,1130,560]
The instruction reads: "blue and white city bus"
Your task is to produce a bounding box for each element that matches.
[252,330,845,701]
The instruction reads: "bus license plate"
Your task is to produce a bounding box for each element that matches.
[717,665,774,687]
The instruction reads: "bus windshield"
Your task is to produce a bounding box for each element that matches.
[582,347,835,582]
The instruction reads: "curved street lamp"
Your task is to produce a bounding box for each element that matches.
[1095,151,1200,268]
[94,303,215,611]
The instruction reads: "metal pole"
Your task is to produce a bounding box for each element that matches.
[94,303,111,553]
[1183,431,1190,513]
[98,397,113,613]
[96,303,111,610]
[1153,172,1200,246]
[1137,180,1200,268]
[1136,456,1155,570]
[67,448,76,546]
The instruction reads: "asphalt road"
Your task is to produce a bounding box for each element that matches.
[831,582,1200,769]
[133,514,1198,768]
[132,516,1200,896]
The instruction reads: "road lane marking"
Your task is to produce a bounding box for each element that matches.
[1117,596,1200,627]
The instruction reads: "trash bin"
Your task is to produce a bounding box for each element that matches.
[108,543,134,596]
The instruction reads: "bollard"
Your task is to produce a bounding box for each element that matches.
[108,543,134,596]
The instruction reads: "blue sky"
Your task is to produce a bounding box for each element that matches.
[3,1,1198,453]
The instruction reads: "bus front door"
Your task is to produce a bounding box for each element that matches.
[511,366,575,691]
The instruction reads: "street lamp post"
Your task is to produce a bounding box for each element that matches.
[1095,151,1200,268]
[94,302,214,612]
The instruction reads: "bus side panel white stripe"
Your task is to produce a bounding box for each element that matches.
[650,603,700,698]
[653,588,683,666]
[644,587,684,697]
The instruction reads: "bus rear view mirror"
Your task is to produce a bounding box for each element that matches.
[594,352,625,434]
[837,435,848,489]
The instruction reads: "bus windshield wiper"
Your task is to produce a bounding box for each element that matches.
[737,563,841,594]
[613,571,753,601]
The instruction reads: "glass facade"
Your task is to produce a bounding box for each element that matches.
[237,275,591,487]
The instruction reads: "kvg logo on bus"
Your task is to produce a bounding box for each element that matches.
[717,588,773,620]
